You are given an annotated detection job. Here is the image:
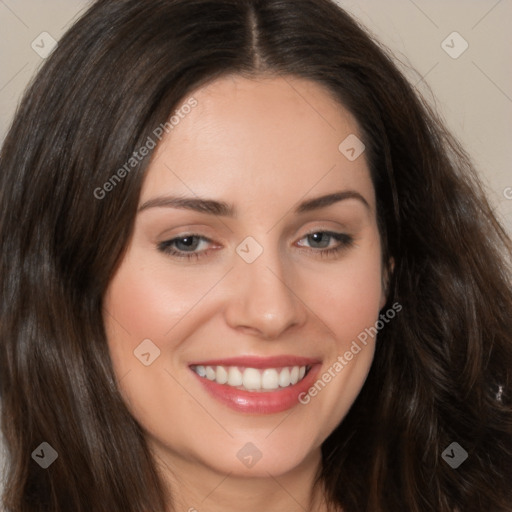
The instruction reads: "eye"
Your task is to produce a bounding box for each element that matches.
[157,230,354,261]
[296,231,354,256]
[157,234,213,260]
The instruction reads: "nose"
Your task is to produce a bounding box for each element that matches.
[223,247,307,340]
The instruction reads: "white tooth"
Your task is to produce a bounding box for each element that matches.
[205,366,216,380]
[227,367,243,386]
[195,365,206,378]
[261,369,279,390]
[279,367,291,387]
[216,365,228,384]
[243,368,261,390]
[290,366,300,385]
[199,364,307,389]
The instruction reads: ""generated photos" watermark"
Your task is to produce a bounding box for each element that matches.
[299,301,402,405]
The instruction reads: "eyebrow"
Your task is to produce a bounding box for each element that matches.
[296,190,370,213]
[137,190,370,216]
[138,196,234,216]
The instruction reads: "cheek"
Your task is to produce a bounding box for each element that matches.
[303,239,384,342]
[293,239,383,436]
[102,255,187,385]
[102,253,211,438]
[104,252,221,346]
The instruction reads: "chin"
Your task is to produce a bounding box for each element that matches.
[192,434,320,479]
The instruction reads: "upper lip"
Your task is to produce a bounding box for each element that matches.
[189,355,321,369]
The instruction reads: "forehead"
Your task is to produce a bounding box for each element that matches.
[141,74,374,212]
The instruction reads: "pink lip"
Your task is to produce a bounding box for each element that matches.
[189,356,322,414]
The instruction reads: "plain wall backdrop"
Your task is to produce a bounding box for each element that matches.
[0,0,511,497]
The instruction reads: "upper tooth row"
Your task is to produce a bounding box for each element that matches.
[193,365,307,390]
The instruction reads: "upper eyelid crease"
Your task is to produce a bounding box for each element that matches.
[137,190,370,216]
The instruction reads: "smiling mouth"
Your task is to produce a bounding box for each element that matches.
[190,364,311,392]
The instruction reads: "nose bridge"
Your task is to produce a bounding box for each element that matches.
[224,236,305,338]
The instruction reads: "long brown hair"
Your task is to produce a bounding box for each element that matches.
[1,1,511,510]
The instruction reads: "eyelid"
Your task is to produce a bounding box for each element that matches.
[295,230,354,249]
[295,225,351,242]
[157,233,218,259]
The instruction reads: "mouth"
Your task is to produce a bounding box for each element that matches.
[188,356,321,414]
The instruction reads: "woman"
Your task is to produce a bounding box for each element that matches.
[0,0,510,511]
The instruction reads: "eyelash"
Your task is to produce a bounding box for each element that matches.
[157,231,354,261]
[157,233,213,261]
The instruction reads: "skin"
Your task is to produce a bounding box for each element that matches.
[104,74,387,512]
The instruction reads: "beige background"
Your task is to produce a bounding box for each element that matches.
[1,0,511,232]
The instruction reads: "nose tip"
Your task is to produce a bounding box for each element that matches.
[236,308,292,340]
[223,261,306,340]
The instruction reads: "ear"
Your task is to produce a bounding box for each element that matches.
[380,257,395,310]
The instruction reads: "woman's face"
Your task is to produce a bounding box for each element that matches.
[104,74,386,479]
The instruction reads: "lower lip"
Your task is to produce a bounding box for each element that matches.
[191,365,322,414]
